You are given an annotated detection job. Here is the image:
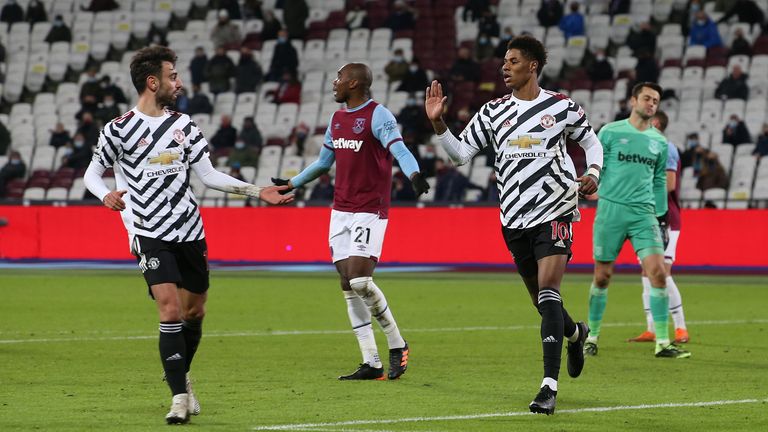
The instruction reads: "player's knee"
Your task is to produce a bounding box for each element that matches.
[339,277,351,291]
[594,272,611,288]
[183,304,206,321]
[158,302,182,321]
[349,276,372,296]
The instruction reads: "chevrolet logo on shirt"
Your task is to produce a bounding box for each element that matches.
[149,151,180,165]
[507,135,542,149]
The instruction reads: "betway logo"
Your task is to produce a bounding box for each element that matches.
[617,152,655,166]
[333,138,363,152]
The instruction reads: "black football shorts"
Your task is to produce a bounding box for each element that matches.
[501,215,573,277]
[132,235,209,297]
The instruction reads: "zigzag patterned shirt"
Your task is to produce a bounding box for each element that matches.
[457,90,598,229]
[92,108,209,242]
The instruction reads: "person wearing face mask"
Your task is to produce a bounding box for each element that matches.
[680,132,702,170]
[100,75,127,104]
[722,114,752,146]
[397,95,428,141]
[0,0,24,25]
[477,9,500,37]
[384,48,409,83]
[49,122,72,149]
[537,0,563,28]
[397,58,429,93]
[80,67,103,103]
[752,123,768,159]
[626,21,657,57]
[495,26,515,58]
[283,0,308,40]
[210,9,242,49]
[715,64,749,100]
[25,0,47,23]
[688,10,723,48]
[587,49,614,83]
[77,111,100,148]
[96,95,122,126]
[228,139,260,168]
[0,151,26,198]
[62,133,93,170]
[45,14,72,43]
[267,29,298,81]
[475,32,495,61]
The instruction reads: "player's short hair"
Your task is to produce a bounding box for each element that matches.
[654,110,669,132]
[507,35,547,76]
[631,82,663,99]
[130,46,177,94]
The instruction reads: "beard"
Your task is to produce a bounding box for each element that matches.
[156,83,177,107]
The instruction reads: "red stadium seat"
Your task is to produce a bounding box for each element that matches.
[27,177,51,188]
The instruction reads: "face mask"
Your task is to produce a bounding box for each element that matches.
[406,99,416,106]
[88,77,97,83]
[63,148,73,156]
[54,20,62,26]
[479,37,489,45]
[11,159,21,165]
[697,19,706,25]
[235,141,245,149]
[409,65,418,72]
[393,55,403,62]
[104,100,114,107]
[687,139,698,148]
[74,140,84,148]
[596,55,605,61]
[278,36,287,43]
[691,4,700,12]
[729,120,738,128]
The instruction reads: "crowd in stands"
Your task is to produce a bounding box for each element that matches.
[1,0,768,208]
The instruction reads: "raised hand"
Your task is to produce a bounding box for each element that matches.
[103,190,127,211]
[260,185,295,205]
[425,80,448,122]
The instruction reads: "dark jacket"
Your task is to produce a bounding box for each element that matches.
[49,130,71,149]
[626,29,657,57]
[588,59,614,82]
[283,0,308,39]
[206,54,236,94]
[235,56,263,93]
[715,74,749,100]
[26,2,48,23]
[722,121,752,145]
[718,0,765,26]
[188,93,213,115]
[753,133,768,157]
[45,23,72,43]
[239,124,263,149]
[397,67,429,93]
[0,3,24,24]
[268,41,299,80]
[210,125,238,149]
[537,0,563,27]
[189,55,208,86]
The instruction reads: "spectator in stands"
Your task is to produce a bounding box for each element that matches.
[239,116,263,150]
[729,28,752,57]
[0,151,25,198]
[48,122,71,149]
[243,0,263,20]
[614,99,631,121]
[229,163,246,181]
[62,133,93,170]
[397,58,429,93]
[477,9,500,37]
[45,15,72,43]
[386,0,416,31]
[559,2,585,40]
[228,138,260,167]
[284,0,308,40]
[495,26,514,58]
[681,132,703,171]
[100,75,127,104]
[475,32,495,61]
[206,46,236,94]
[25,0,46,23]
[210,115,238,150]
[753,123,768,158]
[95,94,121,126]
[346,4,367,29]
[82,0,118,12]
[420,144,438,178]
[434,159,482,201]
[715,64,749,99]
[626,21,657,58]
[722,114,752,145]
[76,94,99,122]
[188,84,213,114]
[309,174,335,201]
[269,71,301,104]
[717,0,765,30]
[76,112,99,148]
[174,88,190,113]
[260,9,281,41]
[385,49,409,83]
[189,46,208,87]
[449,47,481,82]
[696,152,729,191]
[0,119,11,155]
[689,11,723,48]
[0,39,5,62]
[392,173,417,202]
[267,29,299,81]
[463,0,490,22]
[210,9,242,49]
[634,50,659,83]
[0,0,23,25]
[80,67,103,103]
[235,46,263,94]
[608,0,630,18]
[588,49,614,82]
[289,122,309,155]
[216,0,242,20]
[398,95,429,141]
[537,0,564,28]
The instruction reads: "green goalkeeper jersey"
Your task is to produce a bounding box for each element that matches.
[597,119,668,216]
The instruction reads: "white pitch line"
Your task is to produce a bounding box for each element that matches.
[252,398,767,431]
[1,319,767,345]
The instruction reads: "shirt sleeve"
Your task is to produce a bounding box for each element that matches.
[186,121,212,167]
[92,127,121,168]
[666,142,680,171]
[372,104,403,148]
[565,98,594,142]
[437,106,491,166]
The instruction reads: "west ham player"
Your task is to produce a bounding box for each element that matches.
[425,35,603,415]
[83,46,293,424]
[585,83,690,359]
[272,63,429,380]
[628,110,689,344]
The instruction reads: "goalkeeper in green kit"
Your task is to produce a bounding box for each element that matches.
[584,82,690,359]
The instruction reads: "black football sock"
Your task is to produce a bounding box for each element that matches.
[538,289,564,382]
[182,319,203,372]
[562,305,577,341]
[159,321,187,395]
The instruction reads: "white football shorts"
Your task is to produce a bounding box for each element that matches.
[328,209,388,263]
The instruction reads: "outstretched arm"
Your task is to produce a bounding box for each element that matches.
[425,80,484,166]
[191,155,293,205]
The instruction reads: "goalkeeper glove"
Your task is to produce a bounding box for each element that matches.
[410,172,430,196]
[271,177,294,195]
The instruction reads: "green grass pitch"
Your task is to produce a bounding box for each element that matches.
[1,270,766,431]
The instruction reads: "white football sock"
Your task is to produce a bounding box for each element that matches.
[542,377,558,391]
[641,276,654,332]
[349,277,405,349]
[666,276,687,330]
[344,290,381,368]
